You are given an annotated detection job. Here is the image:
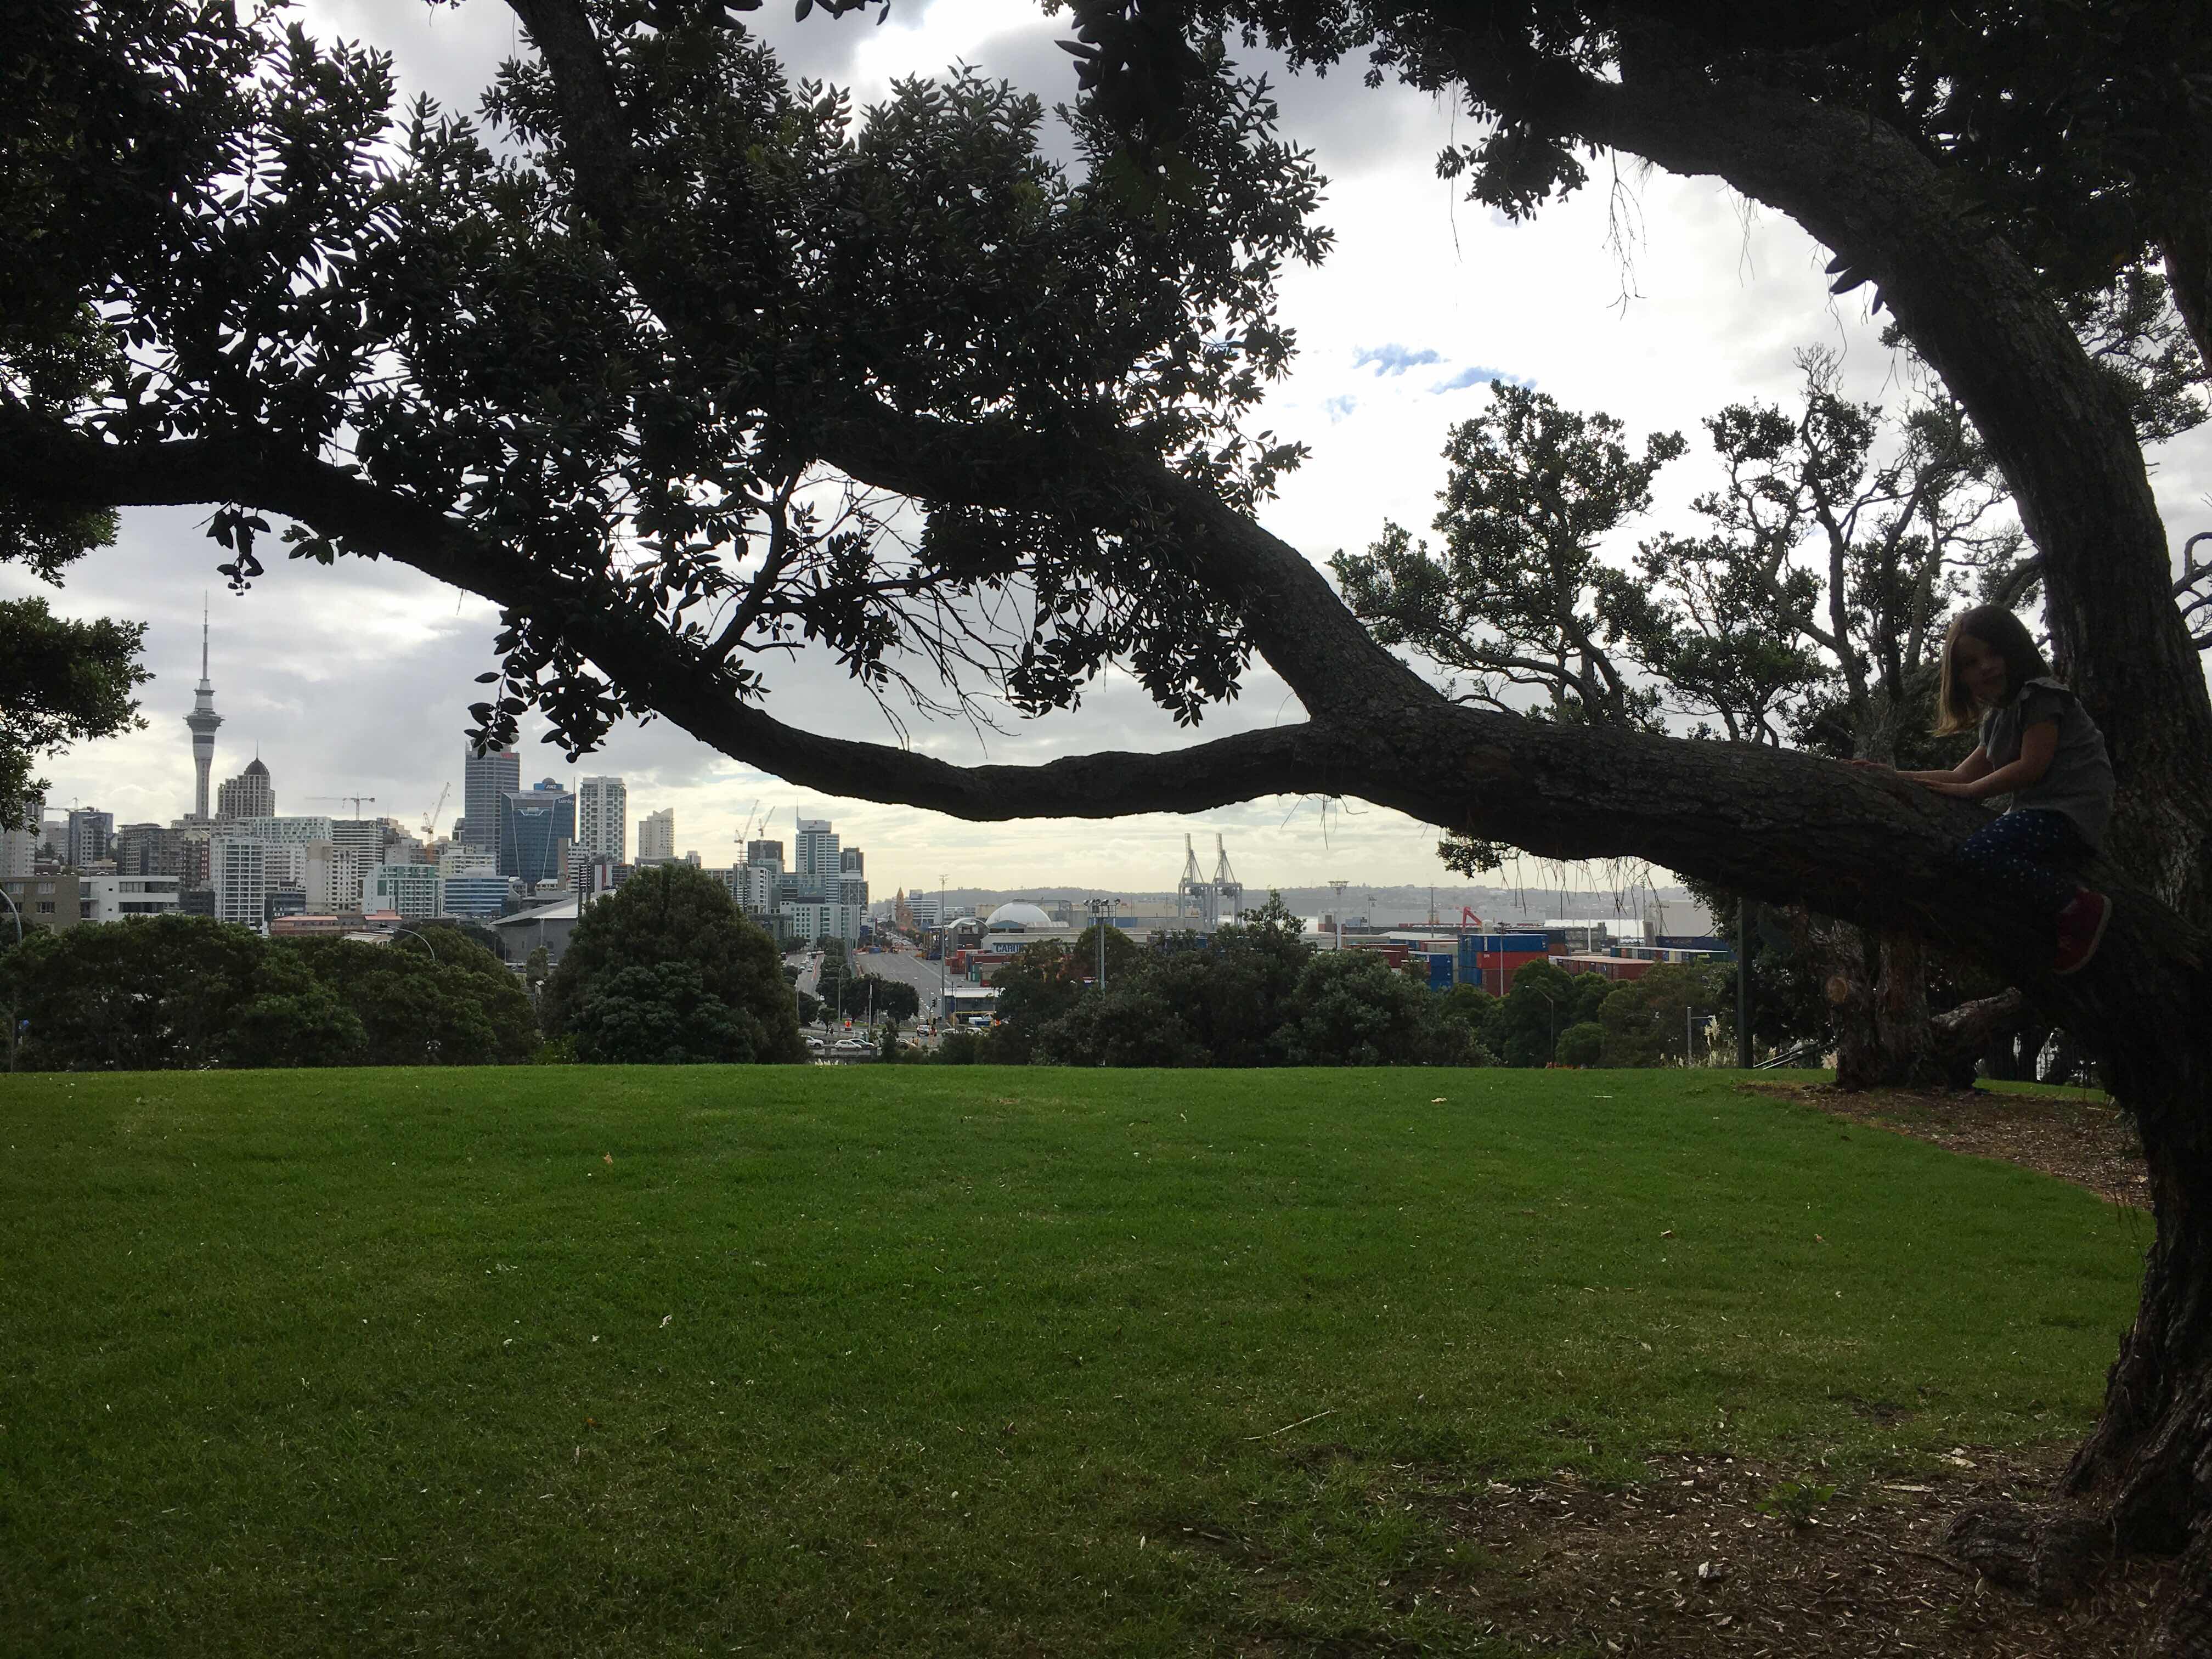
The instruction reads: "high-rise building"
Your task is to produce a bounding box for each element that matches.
[793,817,838,877]
[216,759,274,821]
[112,822,183,877]
[2,793,42,878]
[368,862,443,918]
[460,747,520,849]
[498,781,575,884]
[745,839,784,872]
[302,840,366,914]
[326,818,387,884]
[636,807,676,865]
[183,600,222,820]
[224,814,335,844]
[441,872,511,919]
[578,776,627,862]
[839,848,865,877]
[64,808,115,868]
[212,836,275,929]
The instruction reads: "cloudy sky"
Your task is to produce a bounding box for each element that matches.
[13,0,2210,900]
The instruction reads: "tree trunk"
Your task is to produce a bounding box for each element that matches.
[2059,1100,2212,1654]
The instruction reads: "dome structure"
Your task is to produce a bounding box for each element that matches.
[243,758,269,776]
[985,901,1055,932]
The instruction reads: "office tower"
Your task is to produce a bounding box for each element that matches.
[211,836,275,928]
[744,838,784,872]
[578,776,627,861]
[498,780,575,883]
[368,863,443,918]
[793,816,838,876]
[459,746,520,849]
[303,840,366,914]
[112,822,183,878]
[65,807,115,868]
[183,601,223,820]
[1,793,42,878]
[636,807,675,865]
[216,758,273,821]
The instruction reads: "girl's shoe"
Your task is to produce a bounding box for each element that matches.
[2053,889,2111,975]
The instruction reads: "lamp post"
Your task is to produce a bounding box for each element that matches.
[1535,988,1558,1059]
[938,871,947,1036]
[1085,896,1115,989]
[392,926,437,962]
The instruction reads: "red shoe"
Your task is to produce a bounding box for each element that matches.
[2053,889,2111,976]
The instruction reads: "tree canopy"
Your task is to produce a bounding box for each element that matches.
[540,862,804,1062]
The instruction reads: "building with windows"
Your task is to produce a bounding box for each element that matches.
[636,806,675,865]
[79,874,182,922]
[302,840,366,915]
[212,836,284,929]
[497,781,574,884]
[745,839,783,871]
[369,862,443,918]
[459,746,520,849]
[439,840,495,879]
[65,807,115,868]
[0,873,81,933]
[216,758,274,821]
[578,776,627,863]
[226,815,335,847]
[2,793,42,878]
[793,817,838,877]
[441,872,512,919]
[113,822,183,877]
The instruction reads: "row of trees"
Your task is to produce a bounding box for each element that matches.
[0,916,537,1069]
[0,865,805,1071]
[955,898,1729,1070]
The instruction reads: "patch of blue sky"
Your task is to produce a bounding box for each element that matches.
[1323,394,1359,422]
[1430,364,1532,393]
[1353,343,1443,376]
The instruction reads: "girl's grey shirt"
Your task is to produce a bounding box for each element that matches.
[1979,675,2115,848]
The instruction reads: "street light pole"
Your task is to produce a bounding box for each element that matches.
[938,871,946,1032]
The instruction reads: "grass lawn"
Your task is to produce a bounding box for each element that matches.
[0,1066,2145,1656]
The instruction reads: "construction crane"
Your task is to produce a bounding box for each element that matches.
[735,800,778,848]
[307,794,377,819]
[420,782,451,841]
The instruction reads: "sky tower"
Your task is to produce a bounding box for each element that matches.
[183,598,222,820]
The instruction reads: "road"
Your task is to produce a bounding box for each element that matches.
[793,943,954,1022]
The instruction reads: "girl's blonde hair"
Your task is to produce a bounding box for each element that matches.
[1933,605,2050,736]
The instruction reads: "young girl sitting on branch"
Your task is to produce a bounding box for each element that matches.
[1855,605,2116,975]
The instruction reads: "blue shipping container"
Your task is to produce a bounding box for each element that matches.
[1424,953,1454,990]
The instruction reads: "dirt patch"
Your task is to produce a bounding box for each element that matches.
[1385,1443,2178,1656]
[1741,1082,2148,1210]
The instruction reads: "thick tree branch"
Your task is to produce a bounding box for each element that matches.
[4,410,2202,1062]
[492,0,1432,723]
[1441,21,2212,910]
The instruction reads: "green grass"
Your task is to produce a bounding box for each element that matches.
[0,1066,2145,1657]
